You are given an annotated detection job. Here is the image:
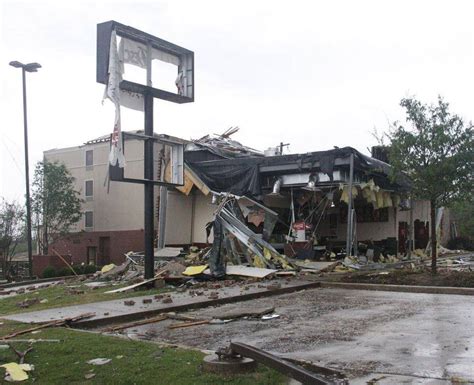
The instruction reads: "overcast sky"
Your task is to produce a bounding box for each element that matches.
[1,0,473,202]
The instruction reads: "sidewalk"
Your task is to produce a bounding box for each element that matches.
[2,279,320,327]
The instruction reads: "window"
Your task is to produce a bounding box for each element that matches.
[85,211,93,228]
[85,150,93,167]
[87,246,97,265]
[85,180,93,198]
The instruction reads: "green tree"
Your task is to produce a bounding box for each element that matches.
[388,96,473,273]
[32,160,83,255]
[0,199,25,279]
[450,196,474,239]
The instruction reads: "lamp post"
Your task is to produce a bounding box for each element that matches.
[9,61,41,278]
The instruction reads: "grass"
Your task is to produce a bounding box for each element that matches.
[341,269,474,287]
[0,321,285,385]
[0,281,172,315]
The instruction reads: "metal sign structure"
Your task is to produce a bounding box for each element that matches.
[96,20,194,279]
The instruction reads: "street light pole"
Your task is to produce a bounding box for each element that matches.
[9,61,41,278]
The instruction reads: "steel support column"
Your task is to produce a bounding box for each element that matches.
[345,153,354,257]
[144,92,154,279]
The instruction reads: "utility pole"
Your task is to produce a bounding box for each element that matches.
[9,61,41,278]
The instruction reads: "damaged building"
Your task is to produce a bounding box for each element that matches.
[41,129,454,273]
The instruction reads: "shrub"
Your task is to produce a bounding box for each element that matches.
[84,264,98,274]
[42,266,56,278]
[56,267,74,277]
[447,236,474,251]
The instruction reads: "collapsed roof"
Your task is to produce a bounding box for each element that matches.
[185,145,411,198]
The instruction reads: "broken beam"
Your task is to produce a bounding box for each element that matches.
[229,342,331,385]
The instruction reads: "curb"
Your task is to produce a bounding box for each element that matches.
[75,281,322,329]
[319,281,474,296]
[0,274,92,289]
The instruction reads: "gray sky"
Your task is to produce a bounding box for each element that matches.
[1,0,473,202]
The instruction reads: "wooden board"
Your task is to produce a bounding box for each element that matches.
[204,265,277,278]
[104,276,162,294]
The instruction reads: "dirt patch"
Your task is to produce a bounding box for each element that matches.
[340,270,474,287]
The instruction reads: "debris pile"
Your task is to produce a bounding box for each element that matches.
[187,127,263,159]
[206,194,293,278]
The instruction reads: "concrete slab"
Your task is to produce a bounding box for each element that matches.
[1,279,319,327]
[118,288,474,384]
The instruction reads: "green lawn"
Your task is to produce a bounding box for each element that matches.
[0,282,171,315]
[0,321,285,385]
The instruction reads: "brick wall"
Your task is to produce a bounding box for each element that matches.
[32,254,73,277]
[49,229,145,267]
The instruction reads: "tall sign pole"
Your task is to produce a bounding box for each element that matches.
[96,21,193,280]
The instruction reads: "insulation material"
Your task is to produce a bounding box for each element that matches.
[339,185,359,204]
[383,191,393,207]
[375,190,385,209]
[1,363,34,382]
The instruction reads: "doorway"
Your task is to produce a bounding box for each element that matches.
[98,237,111,265]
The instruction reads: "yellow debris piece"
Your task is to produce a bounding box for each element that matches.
[182,265,208,276]
[1,362,33,382]
[101,263,116,273]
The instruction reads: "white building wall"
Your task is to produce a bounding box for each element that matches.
[164,190,193,244]
[44,139,148,233]
[192,193,214,244]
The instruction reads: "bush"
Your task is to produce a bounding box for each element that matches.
[84,264,98,274]
[447,236,474,251]
[74,265,85,275]
[56,267,74,277]
[42,266,56,278]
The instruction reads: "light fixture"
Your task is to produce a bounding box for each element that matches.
[326,191,335,207]
[9,61,42,72]
[268,178,283,196]
[302,173,321,192]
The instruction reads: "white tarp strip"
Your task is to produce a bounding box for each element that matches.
[120,37,181,68]
[103,30,126,168]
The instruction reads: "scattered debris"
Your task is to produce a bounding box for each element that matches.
[103,315,168,333]
[105,273,166,294]
[124,300,135,306]
[8,343,33,364]
[168,320,211,329]
[0,313,96,340]
[182,265,208,276]
[266,283,281,291]
[142,298,152,304]
[261,314,280,320]
[86,358,111,366]
[101,263,116,273]
[214,307,275,320]
[84,373,96,380]
[16,298,40,309]
[1,362,34,382]
[220,265,277,279]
